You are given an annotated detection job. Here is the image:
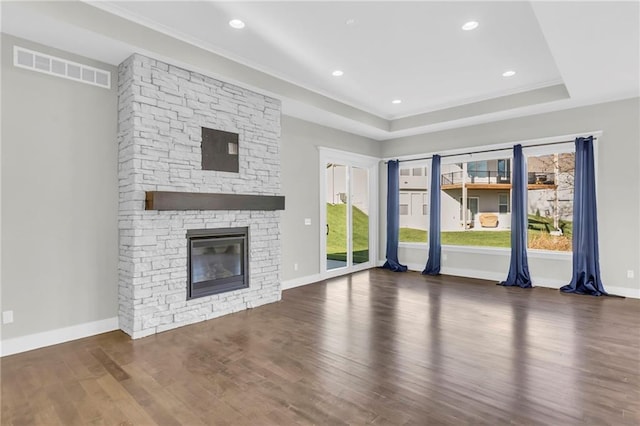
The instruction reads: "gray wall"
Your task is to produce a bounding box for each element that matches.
[280,116,380,281]
[1,34,119,339]
[380,98,640,295]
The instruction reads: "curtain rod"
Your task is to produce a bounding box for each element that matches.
[386,138,584,164]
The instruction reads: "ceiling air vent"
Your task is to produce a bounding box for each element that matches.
[13,46,111,89]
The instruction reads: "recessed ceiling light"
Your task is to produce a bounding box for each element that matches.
[392,99,402,104]
[502,70,516,77]
[462,21,479,31]
[229,19,245,29]
[346,18,356,25]
[332,70,344,77]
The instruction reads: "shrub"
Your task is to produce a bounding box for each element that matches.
[528,232,571,251]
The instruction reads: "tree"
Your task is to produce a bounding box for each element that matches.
[527,153,575,231]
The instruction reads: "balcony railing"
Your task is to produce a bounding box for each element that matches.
[440,171,556,186]
[441,170,512,185]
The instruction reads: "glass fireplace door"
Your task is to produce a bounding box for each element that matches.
[187,227,249,300]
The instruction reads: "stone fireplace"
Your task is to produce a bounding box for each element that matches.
[117,54,282,339]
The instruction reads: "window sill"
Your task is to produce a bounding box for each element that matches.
[399,242,428,249]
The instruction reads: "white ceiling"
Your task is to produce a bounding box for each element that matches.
[105,1,564,119]
[1,1,639,140]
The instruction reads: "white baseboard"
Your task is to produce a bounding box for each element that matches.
[440,266,505,282]
[604,285,640,299]
[438,267,637,297]
[383,261,640,297]
[439,266,565,289]
[378,259,424,271]
[1,317,119,357]
[281,273,323,290]
[405,262,425,273]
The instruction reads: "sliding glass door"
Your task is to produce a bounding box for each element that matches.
[326,163,348,270]
[351,166,370,266]
[320,149,377,277]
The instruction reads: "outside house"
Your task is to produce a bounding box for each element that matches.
[399,154,575,249]
[441,156,573,232]
[441,159,514,231]
[399,166,428,232]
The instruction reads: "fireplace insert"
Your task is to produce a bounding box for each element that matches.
[186,227,249,299]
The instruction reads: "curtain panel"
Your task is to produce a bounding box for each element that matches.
[561,136,607,296]
[423,155,441,275]
[500,144,533,288]
[382,160,408,272]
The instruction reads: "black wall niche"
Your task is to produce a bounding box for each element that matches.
[201,127,239,173]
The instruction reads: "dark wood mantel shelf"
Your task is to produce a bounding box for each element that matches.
[145,191,285,211]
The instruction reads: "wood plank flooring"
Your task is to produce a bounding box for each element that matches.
[2,269,639,425]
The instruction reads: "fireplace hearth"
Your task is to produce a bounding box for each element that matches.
[187,227,249,299]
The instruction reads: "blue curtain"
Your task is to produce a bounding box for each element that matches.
[382,160,408,272]
[561,136,607,296]
[423,155,441,275]
[500,144,532,288]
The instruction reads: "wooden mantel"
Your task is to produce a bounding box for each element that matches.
[145,191,285,211]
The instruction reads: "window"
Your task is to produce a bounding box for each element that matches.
[526,151,574,252]
[399,164,429,243]
[468,161,488,178]
[395,137,584,253]
[498,193,510,213]
[497,159,511,182]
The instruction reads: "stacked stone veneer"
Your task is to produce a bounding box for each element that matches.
[118,54,282,339]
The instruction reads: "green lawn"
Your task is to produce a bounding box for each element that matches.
[326,203,369,262]
[399,227,427,242]
[328,206,572,254]
[399,215,572,250]
[400,228,512,247]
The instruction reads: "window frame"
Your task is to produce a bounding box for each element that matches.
[498,193,510,214]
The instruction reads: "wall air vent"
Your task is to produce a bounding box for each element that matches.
[13,46,111,89]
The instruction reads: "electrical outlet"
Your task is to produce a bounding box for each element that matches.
[294,263,299,271]
[627,270,635,279]
[304,218,311,226]
[2,311,14,324]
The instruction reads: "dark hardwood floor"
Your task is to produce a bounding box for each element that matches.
[2,269,639,425]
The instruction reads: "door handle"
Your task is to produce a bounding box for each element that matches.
[326,224,329,236]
